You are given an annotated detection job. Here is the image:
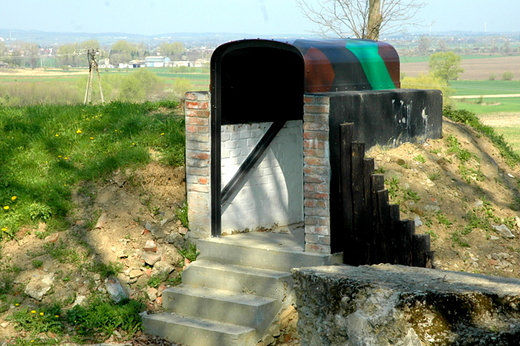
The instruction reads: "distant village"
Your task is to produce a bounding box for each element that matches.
[0,30,519,70]
[0,33,214,70]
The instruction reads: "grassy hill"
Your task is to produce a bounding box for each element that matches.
[1,101,520,345]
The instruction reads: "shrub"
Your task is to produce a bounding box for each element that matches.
[401,73,454,106]
[502,71,514,81]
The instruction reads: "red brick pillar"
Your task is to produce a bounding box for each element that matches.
[303,95,331,254]
[185,92,211,238]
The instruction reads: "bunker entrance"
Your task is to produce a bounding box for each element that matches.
[211,40,307,237]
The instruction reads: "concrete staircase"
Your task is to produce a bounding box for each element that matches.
[142,228,341,346]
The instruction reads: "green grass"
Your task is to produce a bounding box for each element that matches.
[400,54,520,64]
[443,107,520,167]
[450,80,520,96]
[454,97,520,114]
[0,68,210,106]
[8,295,145,344]
[0,101,185,237]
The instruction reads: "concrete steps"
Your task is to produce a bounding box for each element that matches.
[142,313,256,346]
[142,229,341,346]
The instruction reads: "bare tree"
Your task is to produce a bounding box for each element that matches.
[296,0,425,40]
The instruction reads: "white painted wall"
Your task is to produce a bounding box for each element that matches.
[221,120,303,232]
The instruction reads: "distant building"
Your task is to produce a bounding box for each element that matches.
[129,60,145,68]
[145,56,171,68]
[171,60,192,67]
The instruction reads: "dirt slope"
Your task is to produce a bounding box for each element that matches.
[368,117,520,277]
[1,116,520,345]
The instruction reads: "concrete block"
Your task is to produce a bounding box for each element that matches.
[293,264,520,346]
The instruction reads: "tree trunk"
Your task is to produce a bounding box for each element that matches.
[367,0,382,40]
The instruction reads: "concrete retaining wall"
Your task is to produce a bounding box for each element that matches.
[292,264,520,346]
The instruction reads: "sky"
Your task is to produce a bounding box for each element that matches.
[0,0,518,36]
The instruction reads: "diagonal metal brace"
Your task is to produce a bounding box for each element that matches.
[221,120,286,209]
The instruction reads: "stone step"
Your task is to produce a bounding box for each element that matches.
[142,312,256,346]
[182,259,293,301]
[197,232,341,272]
[162,284,278,330]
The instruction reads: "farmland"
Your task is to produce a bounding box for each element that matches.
[1,56,519,154]
[400,55,520,81]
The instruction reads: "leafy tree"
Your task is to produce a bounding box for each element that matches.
[172,78,194,100]
[81,40,100,50]
[159,42,185,60]
[117,69,163,102]
[57,43,80,67]
[417,36,430,55]
[428,51,464,82]
[133,68,163,95]
[118,76,146,102]
[401,72,454,106]
[21,42,39,69]
[296,0,425,40]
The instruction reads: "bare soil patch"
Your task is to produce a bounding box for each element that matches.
[401,56,520,80]
[0,68,88,76]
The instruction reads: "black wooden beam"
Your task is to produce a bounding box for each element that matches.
[221,120,286,209]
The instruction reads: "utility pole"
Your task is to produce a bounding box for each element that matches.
[84,49,105,104]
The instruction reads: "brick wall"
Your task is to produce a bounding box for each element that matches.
[185,92,333,254]
[302,95,332,253]
[185,92,211,239]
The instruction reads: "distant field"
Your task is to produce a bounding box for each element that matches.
[401,56,520,81]
[476,113,520,155]
[450,80,520,96]
[454,97,520,114]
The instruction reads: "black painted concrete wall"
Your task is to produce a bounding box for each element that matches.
[324,89,443,253]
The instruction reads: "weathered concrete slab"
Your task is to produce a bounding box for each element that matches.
[293,264,520,346]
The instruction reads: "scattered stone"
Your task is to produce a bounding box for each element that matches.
[95,212,108,229]
[144,239,158,252]
[25,273,55,300]
[142,250,162,266]
[0,321,10,328]
[178,226,189,235]
[145,222,157,233]
[73,295,87,306]
[43,232,60,243]
[396,158,406,166]
[152,261,174,277]
[414,216,423,227]
[147,287,158,301]
[135,276,149,288]
[165,232,184,246]
[155,296,163,306]
[105,276,128,303]
[424,204,440,213]
[116,248,130,258]
[128,269,144,279]
[493,224,515,238]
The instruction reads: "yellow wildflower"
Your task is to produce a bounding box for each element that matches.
[11,196,17,201]
[76,129,82,134]
[3,206,9,210]
[31,310,36,314]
